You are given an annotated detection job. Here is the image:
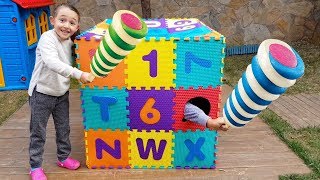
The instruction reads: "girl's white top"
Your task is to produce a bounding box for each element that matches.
[28,29,83,97]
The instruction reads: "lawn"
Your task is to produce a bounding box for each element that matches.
[0,40,319,179]
[0,90,28,125]
[0,78,80,125]
[223,40,320,180]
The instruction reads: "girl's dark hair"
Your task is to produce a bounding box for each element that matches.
[52,3,80,22]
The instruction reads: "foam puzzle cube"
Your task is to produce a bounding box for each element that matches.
[75,18,226,169]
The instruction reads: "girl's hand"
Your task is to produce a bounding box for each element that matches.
[80,72,91,84]
[207,117,230,131]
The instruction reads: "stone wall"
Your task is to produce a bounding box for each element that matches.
[53,0,320,45]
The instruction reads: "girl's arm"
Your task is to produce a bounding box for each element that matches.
[38,33,83,80]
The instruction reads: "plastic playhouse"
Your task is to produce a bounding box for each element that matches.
[0,0,54,91]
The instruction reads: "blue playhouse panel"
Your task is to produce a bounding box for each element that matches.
[21,6,52,81]
[0,0,51,91]
[0,1,27,90]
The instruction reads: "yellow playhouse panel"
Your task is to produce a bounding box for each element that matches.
[0,58,5,87]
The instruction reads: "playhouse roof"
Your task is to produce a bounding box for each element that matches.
[12,0,54,8]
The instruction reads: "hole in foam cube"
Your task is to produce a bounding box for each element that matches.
[182,96,211,122]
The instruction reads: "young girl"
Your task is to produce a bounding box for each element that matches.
[28,4,91,180]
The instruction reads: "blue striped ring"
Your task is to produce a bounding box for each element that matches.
[234,85,261,114]
[241,72,272,106]
[223,105,245,127]
[228,94,252,121]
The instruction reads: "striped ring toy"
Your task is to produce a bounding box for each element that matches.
[89,10,148,80]
[223,39,305,127]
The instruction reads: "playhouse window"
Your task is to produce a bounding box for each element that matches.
[39,11,49,34]
[25,14,38,46]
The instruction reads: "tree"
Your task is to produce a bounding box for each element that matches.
[141,0,151,18]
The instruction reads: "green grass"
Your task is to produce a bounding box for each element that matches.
[0,79,80,126]
[224,41,320,179]
[285,41,320,94]
[223,53,253,87]
[260,110,320,179]
[0,90,28,125]
[70,78,80,89]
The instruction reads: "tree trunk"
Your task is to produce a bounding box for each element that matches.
[141,0,151,19]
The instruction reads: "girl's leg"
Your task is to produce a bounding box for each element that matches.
[52,91,71,162]
[29,90,54,168]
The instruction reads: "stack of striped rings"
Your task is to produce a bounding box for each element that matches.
[90,10,148,78]
[223,39,305,127]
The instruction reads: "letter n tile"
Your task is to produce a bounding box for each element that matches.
[85,129,129,169]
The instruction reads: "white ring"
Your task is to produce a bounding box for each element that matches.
[246,65,280,101]
[92,56,108,76]
[223,109,238,128]
[98,40,122,64]
[95,50,114,70]
[238,78,268,111]
[225,100,250,125]
[112,10,142,46]
[105,30,130,56]
[230,90,256,118]
[90,63,102,77]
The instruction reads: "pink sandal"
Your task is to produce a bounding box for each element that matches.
[30,168,47,180]
[57,157,80,170]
